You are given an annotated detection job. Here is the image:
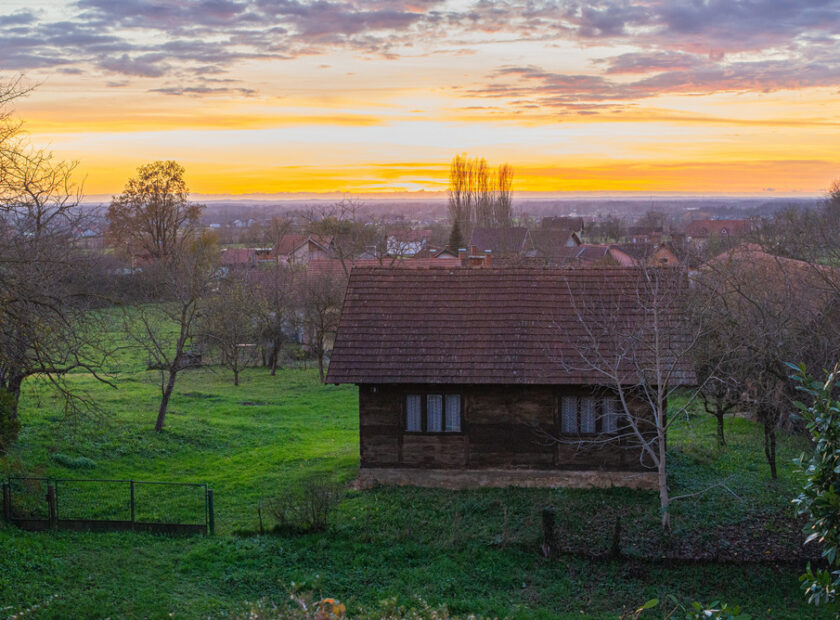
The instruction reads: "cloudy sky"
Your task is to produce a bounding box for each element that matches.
[2,0,840,196]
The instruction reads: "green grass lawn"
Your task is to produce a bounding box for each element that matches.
[0,347,830,618]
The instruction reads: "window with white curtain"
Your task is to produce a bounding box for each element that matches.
[560,394,620,435]
[406,394,422,432]
[602,399,619,434]
[405,393,462,433]
[427,394,443,432]
[561,396,577,434]
[445,395,461,432]
[580,397,596,434]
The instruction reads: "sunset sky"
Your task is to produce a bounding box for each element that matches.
[2,0,840,196]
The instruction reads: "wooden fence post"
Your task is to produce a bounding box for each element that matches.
[47,484,57,530]
[129,481,135,526]
[2,482,10,521]
[207,489,215,535]
[541,507,558,560]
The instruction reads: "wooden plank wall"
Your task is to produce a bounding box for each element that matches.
[358,384,656,471]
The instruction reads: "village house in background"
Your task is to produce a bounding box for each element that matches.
[468,226,534,258]
[684,218,752,247]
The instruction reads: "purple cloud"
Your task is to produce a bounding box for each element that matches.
[0,0,838,102]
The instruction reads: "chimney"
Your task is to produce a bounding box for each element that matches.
[470,244,478,257]
[484,250,492,267]
[458,247,467,260]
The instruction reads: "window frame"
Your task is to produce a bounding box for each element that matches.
[403,391,464,434]
[558,394,623,437]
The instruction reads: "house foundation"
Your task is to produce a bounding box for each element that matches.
[355,467,658,490]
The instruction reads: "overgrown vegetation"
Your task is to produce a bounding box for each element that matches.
[265,473,344,534]
[0,388,19,453]
[0,346,830,617]
[791,364,840,610]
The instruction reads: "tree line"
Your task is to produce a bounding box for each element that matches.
[0,79,346,442]
[447,154,514,249]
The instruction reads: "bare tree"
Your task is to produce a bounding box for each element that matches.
[200,273,261,386]
[0,81,112,423]
[298,271,346,383]
[698,375,740,448]
[264,216,292,250]
[447,154,514,243]
[694,245,839,478]
[493,163,514,227]
[551,267,703,531]
[304,199,398,273]
[252,264,298,376]
[107,161,203,263]
[125,233,219,431]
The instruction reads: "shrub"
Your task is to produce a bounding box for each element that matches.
[0,389,20,454]
[232,593,463,619]
[50,453,97,469]
[791,363,840,610]
[265,474,343,534]
[624,597,749,620]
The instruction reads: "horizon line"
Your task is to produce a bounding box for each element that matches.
[79,189,824,204]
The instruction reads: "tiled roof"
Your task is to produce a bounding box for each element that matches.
[469,227,531,255]
[548,244,612,266]
[220,248,256,265]
[327,267,696,385]
[275,234,333,256]
[530,229,580,259]
[685,219,751,238]
[307,257,461,278]
[703,244,836,313]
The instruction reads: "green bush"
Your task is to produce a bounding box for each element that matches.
[791,363,840,610]
[0,389,20,454]
[50,453,97,469]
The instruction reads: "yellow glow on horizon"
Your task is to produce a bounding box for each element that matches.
[11,55,840,197]
[70,157,840,196]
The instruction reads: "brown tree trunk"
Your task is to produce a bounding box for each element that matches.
[317,350,325,383]
[716,412,726,447]
[657,404,671,531]
[5,375,24,420]
[155,369,178,432]
[270,336,281,376]
[658,453,671,531]
[233,366,239,386]
[763,423,778,479]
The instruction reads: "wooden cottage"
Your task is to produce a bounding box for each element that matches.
[327,267,694,490]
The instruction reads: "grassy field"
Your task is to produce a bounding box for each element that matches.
[0,339,830,618]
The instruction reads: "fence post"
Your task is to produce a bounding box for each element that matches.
[541,507,558,560]
[207,489,215,535]
[130,481,135,526]
[2,481,10,521]
[47,484,57,530]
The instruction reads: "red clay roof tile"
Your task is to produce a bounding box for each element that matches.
[327,267,696,386]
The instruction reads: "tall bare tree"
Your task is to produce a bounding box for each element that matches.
[253,264,298,376]
[551,267,703,531]
[125,233,220,432]
[447,154,514,244]
[298,271,346,383]
[0,77,112,424]
[200,272,261,386]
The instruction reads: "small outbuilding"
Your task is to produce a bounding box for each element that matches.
[327,267,694,489]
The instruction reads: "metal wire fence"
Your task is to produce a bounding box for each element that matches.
[2,477,213,535]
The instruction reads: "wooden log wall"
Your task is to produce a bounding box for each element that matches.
[358,384,657,471]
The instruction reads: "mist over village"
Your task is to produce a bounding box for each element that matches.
[2,1,840,618]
